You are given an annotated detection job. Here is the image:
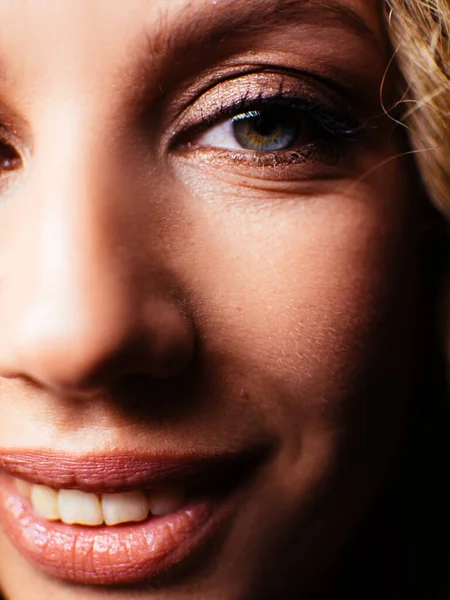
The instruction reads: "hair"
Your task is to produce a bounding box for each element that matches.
[385,0,450,375]
[385,0,450,214]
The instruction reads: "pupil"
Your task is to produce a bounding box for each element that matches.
[252,115,279,137]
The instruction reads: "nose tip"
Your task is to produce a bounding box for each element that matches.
[4,292,194,394]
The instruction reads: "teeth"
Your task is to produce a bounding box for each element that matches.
[31,484,59,520]
[58,489,103,526]
[18,479,185,526]
[148,486,185,516]
[102,491,149,526]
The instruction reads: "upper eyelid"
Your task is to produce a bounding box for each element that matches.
[167,71,356,148]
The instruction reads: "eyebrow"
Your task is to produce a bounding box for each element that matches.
[144,0,382,63]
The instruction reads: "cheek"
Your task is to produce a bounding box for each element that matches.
[174,172,419,461]
[160,170,421,589]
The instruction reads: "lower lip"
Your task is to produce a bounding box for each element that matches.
[0,477,229,586]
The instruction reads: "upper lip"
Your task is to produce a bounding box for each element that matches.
[0,448,264,494]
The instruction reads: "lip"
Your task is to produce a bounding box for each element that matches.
[0,450,256,493]
[0,449,261,586]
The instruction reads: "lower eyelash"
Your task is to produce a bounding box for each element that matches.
[209,143,343,170]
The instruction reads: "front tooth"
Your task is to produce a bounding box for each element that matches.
[148,486,185,516]
[101,491,149,526]
[31,484,59,520]
[58,489,103,526]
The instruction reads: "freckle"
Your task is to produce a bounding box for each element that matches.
[240,389,250,400]
[235,306,243,312]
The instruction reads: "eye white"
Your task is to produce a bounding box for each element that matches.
[195,120,246,151]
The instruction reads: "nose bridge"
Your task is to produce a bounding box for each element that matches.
[37,120,124,326]
[30,172,125,349]
[15,126,138,391]
[35,102,122,308]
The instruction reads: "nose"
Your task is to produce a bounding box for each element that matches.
[0,142,194,396]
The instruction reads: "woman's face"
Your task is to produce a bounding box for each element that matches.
[0,1,424,599]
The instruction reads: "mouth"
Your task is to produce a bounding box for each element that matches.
[0,449,262,586]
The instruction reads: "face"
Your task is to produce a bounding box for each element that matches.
[0,1,424,598]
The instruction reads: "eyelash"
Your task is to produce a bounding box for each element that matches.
[178,91,364,168]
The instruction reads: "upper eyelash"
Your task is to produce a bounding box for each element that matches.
[177,91,366,151]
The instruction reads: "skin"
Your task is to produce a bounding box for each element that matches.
[0,0,430,598]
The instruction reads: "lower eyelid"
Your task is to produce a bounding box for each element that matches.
[180,144,326,170]
[173,145,352,188]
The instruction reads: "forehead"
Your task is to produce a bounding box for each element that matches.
[0,0,383,66]
[0,0,381,31]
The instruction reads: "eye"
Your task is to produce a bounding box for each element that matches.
[0,139,22,172]
[172,71,364,175]
[197,106,312,152]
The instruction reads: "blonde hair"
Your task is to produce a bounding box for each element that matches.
[386,0,450,372]
[385,0,450,216]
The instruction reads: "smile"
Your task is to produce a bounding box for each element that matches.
[0,450,262,586]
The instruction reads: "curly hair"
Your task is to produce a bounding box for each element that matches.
[386,0,450,216]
